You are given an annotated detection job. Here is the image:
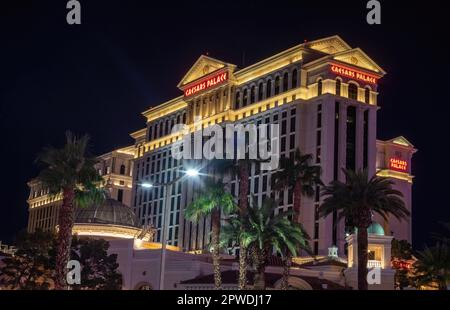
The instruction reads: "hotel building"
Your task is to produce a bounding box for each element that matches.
[27,146,135,232]
[129,35,416,256]
[26,35,416,259]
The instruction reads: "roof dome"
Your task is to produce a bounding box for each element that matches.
[367,222,385,236]
[75,198,139,228]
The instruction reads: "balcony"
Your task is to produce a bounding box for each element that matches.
[367,260,382,268]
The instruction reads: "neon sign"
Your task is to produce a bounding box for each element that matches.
[184,71,228,97]
[331,64,378,84]
[389,158,407,172]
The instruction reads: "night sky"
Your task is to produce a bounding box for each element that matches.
[1,1,448,247]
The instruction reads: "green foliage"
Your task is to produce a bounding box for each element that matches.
[221,197,311,259]
[0,231,123,290]
[36,131,103,200]
[272,149,322,195]
[319,169,409,227]
[0,229,55,290]
[70,236,122,290]
[392,239,412,260]
[413,243,450,290]
[185,179,237,223]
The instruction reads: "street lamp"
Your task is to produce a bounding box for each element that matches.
[140,167,200,290]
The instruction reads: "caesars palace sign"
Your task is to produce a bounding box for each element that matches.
[184,71,229,97]
[331,64,378,84]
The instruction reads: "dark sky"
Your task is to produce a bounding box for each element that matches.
[1,0,448,247]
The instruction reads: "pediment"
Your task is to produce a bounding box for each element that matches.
[178,55,235,88]
[308,35,352,54]
[389,136,414,148]
[333,48,386,75]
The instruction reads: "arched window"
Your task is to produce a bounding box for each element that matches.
[348,83,358,100]
[242,88,249,107]
[274,76,280,95]
[291,69,298,88]
[365,87,370,104]
[176,114,180,124]
[182,113,186,124]
[283,72,289,91]
[317,79,323,96]
[235,91,241,108]
[158,122,163,137]
[335,79,341,96]
[119,164,126,175]
[250,86,256,103]
[266,79,272,98]
[258,82,264,101]
[165,119,169,135]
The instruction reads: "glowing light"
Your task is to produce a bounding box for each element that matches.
[389,158,407,172]
[186,169,199,177]
[142,182,153,188]
[183,70,228,97]
[330,64,378,84]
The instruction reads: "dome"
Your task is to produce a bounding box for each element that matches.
[367,222,385,235]
[75,198,139,228]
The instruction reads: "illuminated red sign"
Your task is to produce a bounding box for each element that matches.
[389,158,408,172]
[392,259,413,270]
[331,64,378,84]
[184,71,228,97]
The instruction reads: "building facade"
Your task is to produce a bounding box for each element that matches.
[27,146,135,232]
[25,35,416,259]
[130,35,416,256]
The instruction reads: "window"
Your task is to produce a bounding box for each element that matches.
[283,72,289,91]
[243,88,248,107]
[119,164,126,175]
[291,69,298,88]
[317,79,323,96]
[274,76,280,95]
[365,87,370,104]
[348,83,358,100]
[336,79,341,96]
[117,189,123,203]
[258,82,264,100]
[235,91,241,108]
[250,85,256,103]
[266,79,272,98]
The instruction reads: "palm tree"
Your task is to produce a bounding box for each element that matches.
[36,131,104,289]
[319,169,409,290]
[184,179,237,289]
[271,149,321,288]
[272,149,322,223]
[413,243,450,290]
[210,158,251,290]
[239,198,307,290]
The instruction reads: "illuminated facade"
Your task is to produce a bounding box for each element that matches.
[130,35,416,256]
[26,146,135,232]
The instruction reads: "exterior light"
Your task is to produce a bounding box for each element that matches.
[186,169,199,177]
[142,182,153,188]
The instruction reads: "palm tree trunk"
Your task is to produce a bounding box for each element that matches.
[211,209,222,289]
[281,253,292,290]
[357,226,369,290]
[238,161,249,290]
[293,180,302,223]
[238,246,247,290]
[238,161,249,212]
[55,187,75,290]
[253,248,266,290]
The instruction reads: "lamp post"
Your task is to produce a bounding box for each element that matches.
[141,168,200,290]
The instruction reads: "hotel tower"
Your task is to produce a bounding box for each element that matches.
[27,35,416,258]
